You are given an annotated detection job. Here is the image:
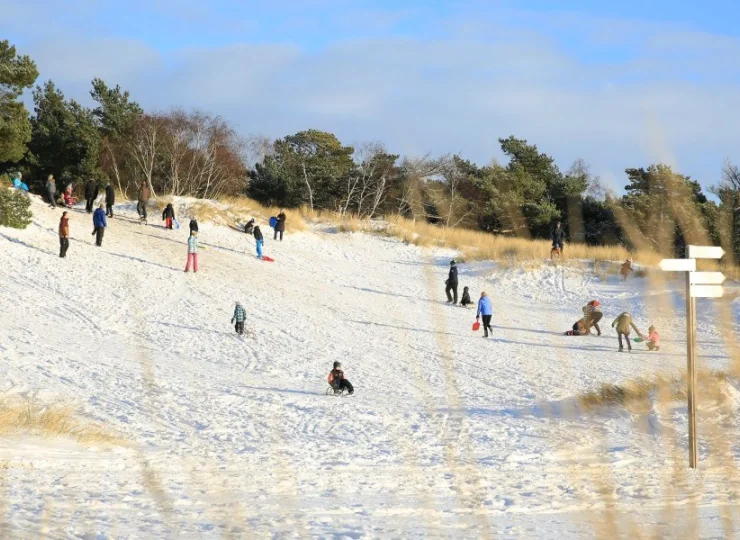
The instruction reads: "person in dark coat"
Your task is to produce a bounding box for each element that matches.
[328,361,354,395]
[551,221,566,255]
[58,211,70,258]
[92,204,107,247]
[162,203,176,229]
[189,219,198,233]
[105,184,115,217]
[244,218,255,235]
[253,225,264,259]
[84,180,99,213]
[137,182,151,220]
[274,210,286,241]
[445,260,459,304]
[46,174,57,208]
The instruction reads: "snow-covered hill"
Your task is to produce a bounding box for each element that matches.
[1,195,738,538]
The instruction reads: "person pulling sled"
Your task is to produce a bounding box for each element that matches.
[611,312,643,352]
[231,302,246,335]
[327,361,354,395]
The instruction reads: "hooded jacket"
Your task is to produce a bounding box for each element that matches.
[253,226,263,241]
[276,212,286,232]
[93,208,107,228]
[447,264,458,286]
[162,204,176,220]
[84,181,99,200]
[232,304,246,323]
[612,313,639,335]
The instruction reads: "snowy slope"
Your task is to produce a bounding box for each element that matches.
[1,195,739,538]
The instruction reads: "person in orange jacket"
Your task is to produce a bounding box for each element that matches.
[620,259,634,281]
[328,361,354,394]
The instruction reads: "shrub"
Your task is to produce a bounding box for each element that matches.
[0,184,33,229]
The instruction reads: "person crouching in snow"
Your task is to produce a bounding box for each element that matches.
[231,302,246,335]
[645,325,660,351]
[162,203,176,229]
[185,230,199,272]
[476,291,493,338]
[460,286,473,307]
[620,259,634,281]
[328,361,354,395]
[611,312,643,352]
[253,225,264,259]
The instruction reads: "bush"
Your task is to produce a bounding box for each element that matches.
[0,184,33,229]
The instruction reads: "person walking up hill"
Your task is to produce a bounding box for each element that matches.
[476,291,494,338]
[162,203,176,229]
[445,260,459,304]
[84,180,99,213]
[92,204,107,247]
[275,210,286,241]
[46,174,57,208]
[58,211,70,258]
[137,181,150,221]
[105,183,115,217]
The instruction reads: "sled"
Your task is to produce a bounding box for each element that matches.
[472,321,480,332]
[633,337,644,343]
[326,386,353,397]
[261,256,275,262]
[269,216,278,228]
[174,218,181,230]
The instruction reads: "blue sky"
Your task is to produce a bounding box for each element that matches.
[4,0,740,192]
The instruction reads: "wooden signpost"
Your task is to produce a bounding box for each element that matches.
[660,246,725,469]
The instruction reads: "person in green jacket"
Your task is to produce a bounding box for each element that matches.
[611,312,643,352]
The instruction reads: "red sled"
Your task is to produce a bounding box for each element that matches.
[472,321,480,332]
[261,256,275,262]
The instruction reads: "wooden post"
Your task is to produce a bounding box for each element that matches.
[686,271,698,469]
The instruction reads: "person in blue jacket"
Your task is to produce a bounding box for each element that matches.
[92,204,107,247]
[11,173,29,192]
[476,291,493,338]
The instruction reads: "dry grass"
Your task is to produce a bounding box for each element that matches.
[577,370,734,412]
[0,398,123,446]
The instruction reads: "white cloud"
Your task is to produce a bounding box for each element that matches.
[4,1,740,189]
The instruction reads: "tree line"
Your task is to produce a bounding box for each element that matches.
[2,39,740,262]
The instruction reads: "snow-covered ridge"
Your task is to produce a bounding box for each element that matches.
[0,194,738,538]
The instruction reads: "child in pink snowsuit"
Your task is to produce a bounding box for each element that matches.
[646,325,660,351]
[185,231,199,272]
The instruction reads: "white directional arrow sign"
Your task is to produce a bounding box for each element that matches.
[690,272,726,285]
[660,259,696,272]
[690,285,724,298]
[688,245,725,259]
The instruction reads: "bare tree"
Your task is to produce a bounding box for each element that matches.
[129,115,163,197]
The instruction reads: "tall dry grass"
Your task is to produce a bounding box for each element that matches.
[0,398,123,446]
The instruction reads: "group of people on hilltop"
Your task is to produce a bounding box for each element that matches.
[566,299,660,352]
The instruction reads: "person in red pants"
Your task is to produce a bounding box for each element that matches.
[162,203,176,229]
[185,231,199,272]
